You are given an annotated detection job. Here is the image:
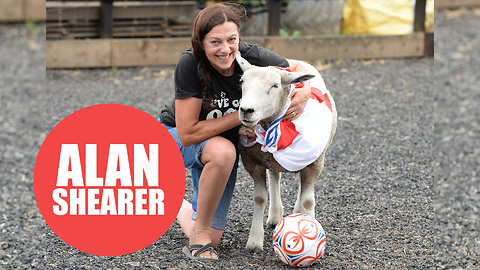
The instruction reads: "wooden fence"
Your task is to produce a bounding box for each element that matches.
[46,1,197,39]
[4,0,467,68]
[46,33,427,68]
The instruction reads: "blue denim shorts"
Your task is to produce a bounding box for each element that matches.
[159,119,238,230]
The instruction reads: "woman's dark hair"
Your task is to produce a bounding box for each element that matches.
[191,3,247,110]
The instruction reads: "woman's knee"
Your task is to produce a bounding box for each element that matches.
[201,137,236,168]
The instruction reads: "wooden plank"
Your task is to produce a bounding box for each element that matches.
[47,21,97,28]
[110,38,191,67]
[46,39,111,68]
[47,1,196,21]
[0,0,23,21]
[46,1,99,8]
[436,0,480,8]
[25,0,46,21]
[113,2,196,19]
[47,32,98,40]
[47,34,427,69]
[246,33,425,61]
[0,0,45,21]
[113,20,168,26]
[47,5,99,21]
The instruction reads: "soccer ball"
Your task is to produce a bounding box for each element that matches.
[272,213,326,267]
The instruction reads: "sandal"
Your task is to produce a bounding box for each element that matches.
[182,243,218,262]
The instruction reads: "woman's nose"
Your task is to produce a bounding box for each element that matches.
[220,41,230,52]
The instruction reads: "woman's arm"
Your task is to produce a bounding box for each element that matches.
[175,97,242,147]
[282,59,312,121]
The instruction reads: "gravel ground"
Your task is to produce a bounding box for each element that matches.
[434,7,480,269]
[6,8,479,270]
[44,57,435,270]
[0,22,46,269]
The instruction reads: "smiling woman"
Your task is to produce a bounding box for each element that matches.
[157,2,313,261]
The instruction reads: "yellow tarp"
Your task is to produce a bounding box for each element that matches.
[341,0,434,35]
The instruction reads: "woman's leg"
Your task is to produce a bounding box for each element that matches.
[176,199,224,247]
[175,136,237,259]
[177,156,239,249]
[189,136,236,258]
[162,118,238,259]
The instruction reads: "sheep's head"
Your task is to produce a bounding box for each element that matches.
[236,53,315,127]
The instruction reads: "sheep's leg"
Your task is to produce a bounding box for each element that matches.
[294,153,325,218]
[245,166,267,252]
[266,170,283,228]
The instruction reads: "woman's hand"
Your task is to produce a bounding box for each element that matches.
[282,82,310,121]
[245,129,257,144]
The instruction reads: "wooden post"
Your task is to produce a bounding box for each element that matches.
[268,0,281,36]
[414,0,426,32]
[99,0,114,38]
[413,0,433,57]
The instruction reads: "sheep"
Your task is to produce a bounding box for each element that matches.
[236,53,337,252]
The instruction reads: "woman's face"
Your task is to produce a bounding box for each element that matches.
[202,21,239,76]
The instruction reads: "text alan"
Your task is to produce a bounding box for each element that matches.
[52,144,164,216]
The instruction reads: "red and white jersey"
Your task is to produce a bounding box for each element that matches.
[240,68,334,172]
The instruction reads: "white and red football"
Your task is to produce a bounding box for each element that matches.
[272,213,326,267]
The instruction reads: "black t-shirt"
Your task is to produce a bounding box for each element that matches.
[159,41,289,146]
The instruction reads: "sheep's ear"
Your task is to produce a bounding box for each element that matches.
[236,52,255,72]
[280,71,316,85]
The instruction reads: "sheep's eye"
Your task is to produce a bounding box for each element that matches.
[272,84,279,88]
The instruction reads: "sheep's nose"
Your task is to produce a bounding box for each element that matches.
[240,107,255,116]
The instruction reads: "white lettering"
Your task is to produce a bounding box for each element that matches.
[134,144,158,187]
[149,189,164,215]
[70,188,86,215]
[232,99,240,107]
[88,189,100,215]
[56,144,83,187]
[207,109,223,120]
[85,144,103,186]
[100,189,117,215]
[118,189,134,215]
[135,189,148,215]
[51,188,164,216]
[52,188,68,215]
[105,144,132,187]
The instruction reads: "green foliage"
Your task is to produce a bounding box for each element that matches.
[234,0,263,6]
[25,21,38,35]
[112,67,119,76]
[279,28,301,37]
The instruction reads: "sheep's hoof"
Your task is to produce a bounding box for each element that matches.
[246,242,263,253]
[246,246,263,254]
[267,220,278,228]
[267,215,282,228]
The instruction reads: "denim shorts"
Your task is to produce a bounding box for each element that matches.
[159,119,238,230]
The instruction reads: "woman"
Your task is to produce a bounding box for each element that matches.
[159,3,312,261]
